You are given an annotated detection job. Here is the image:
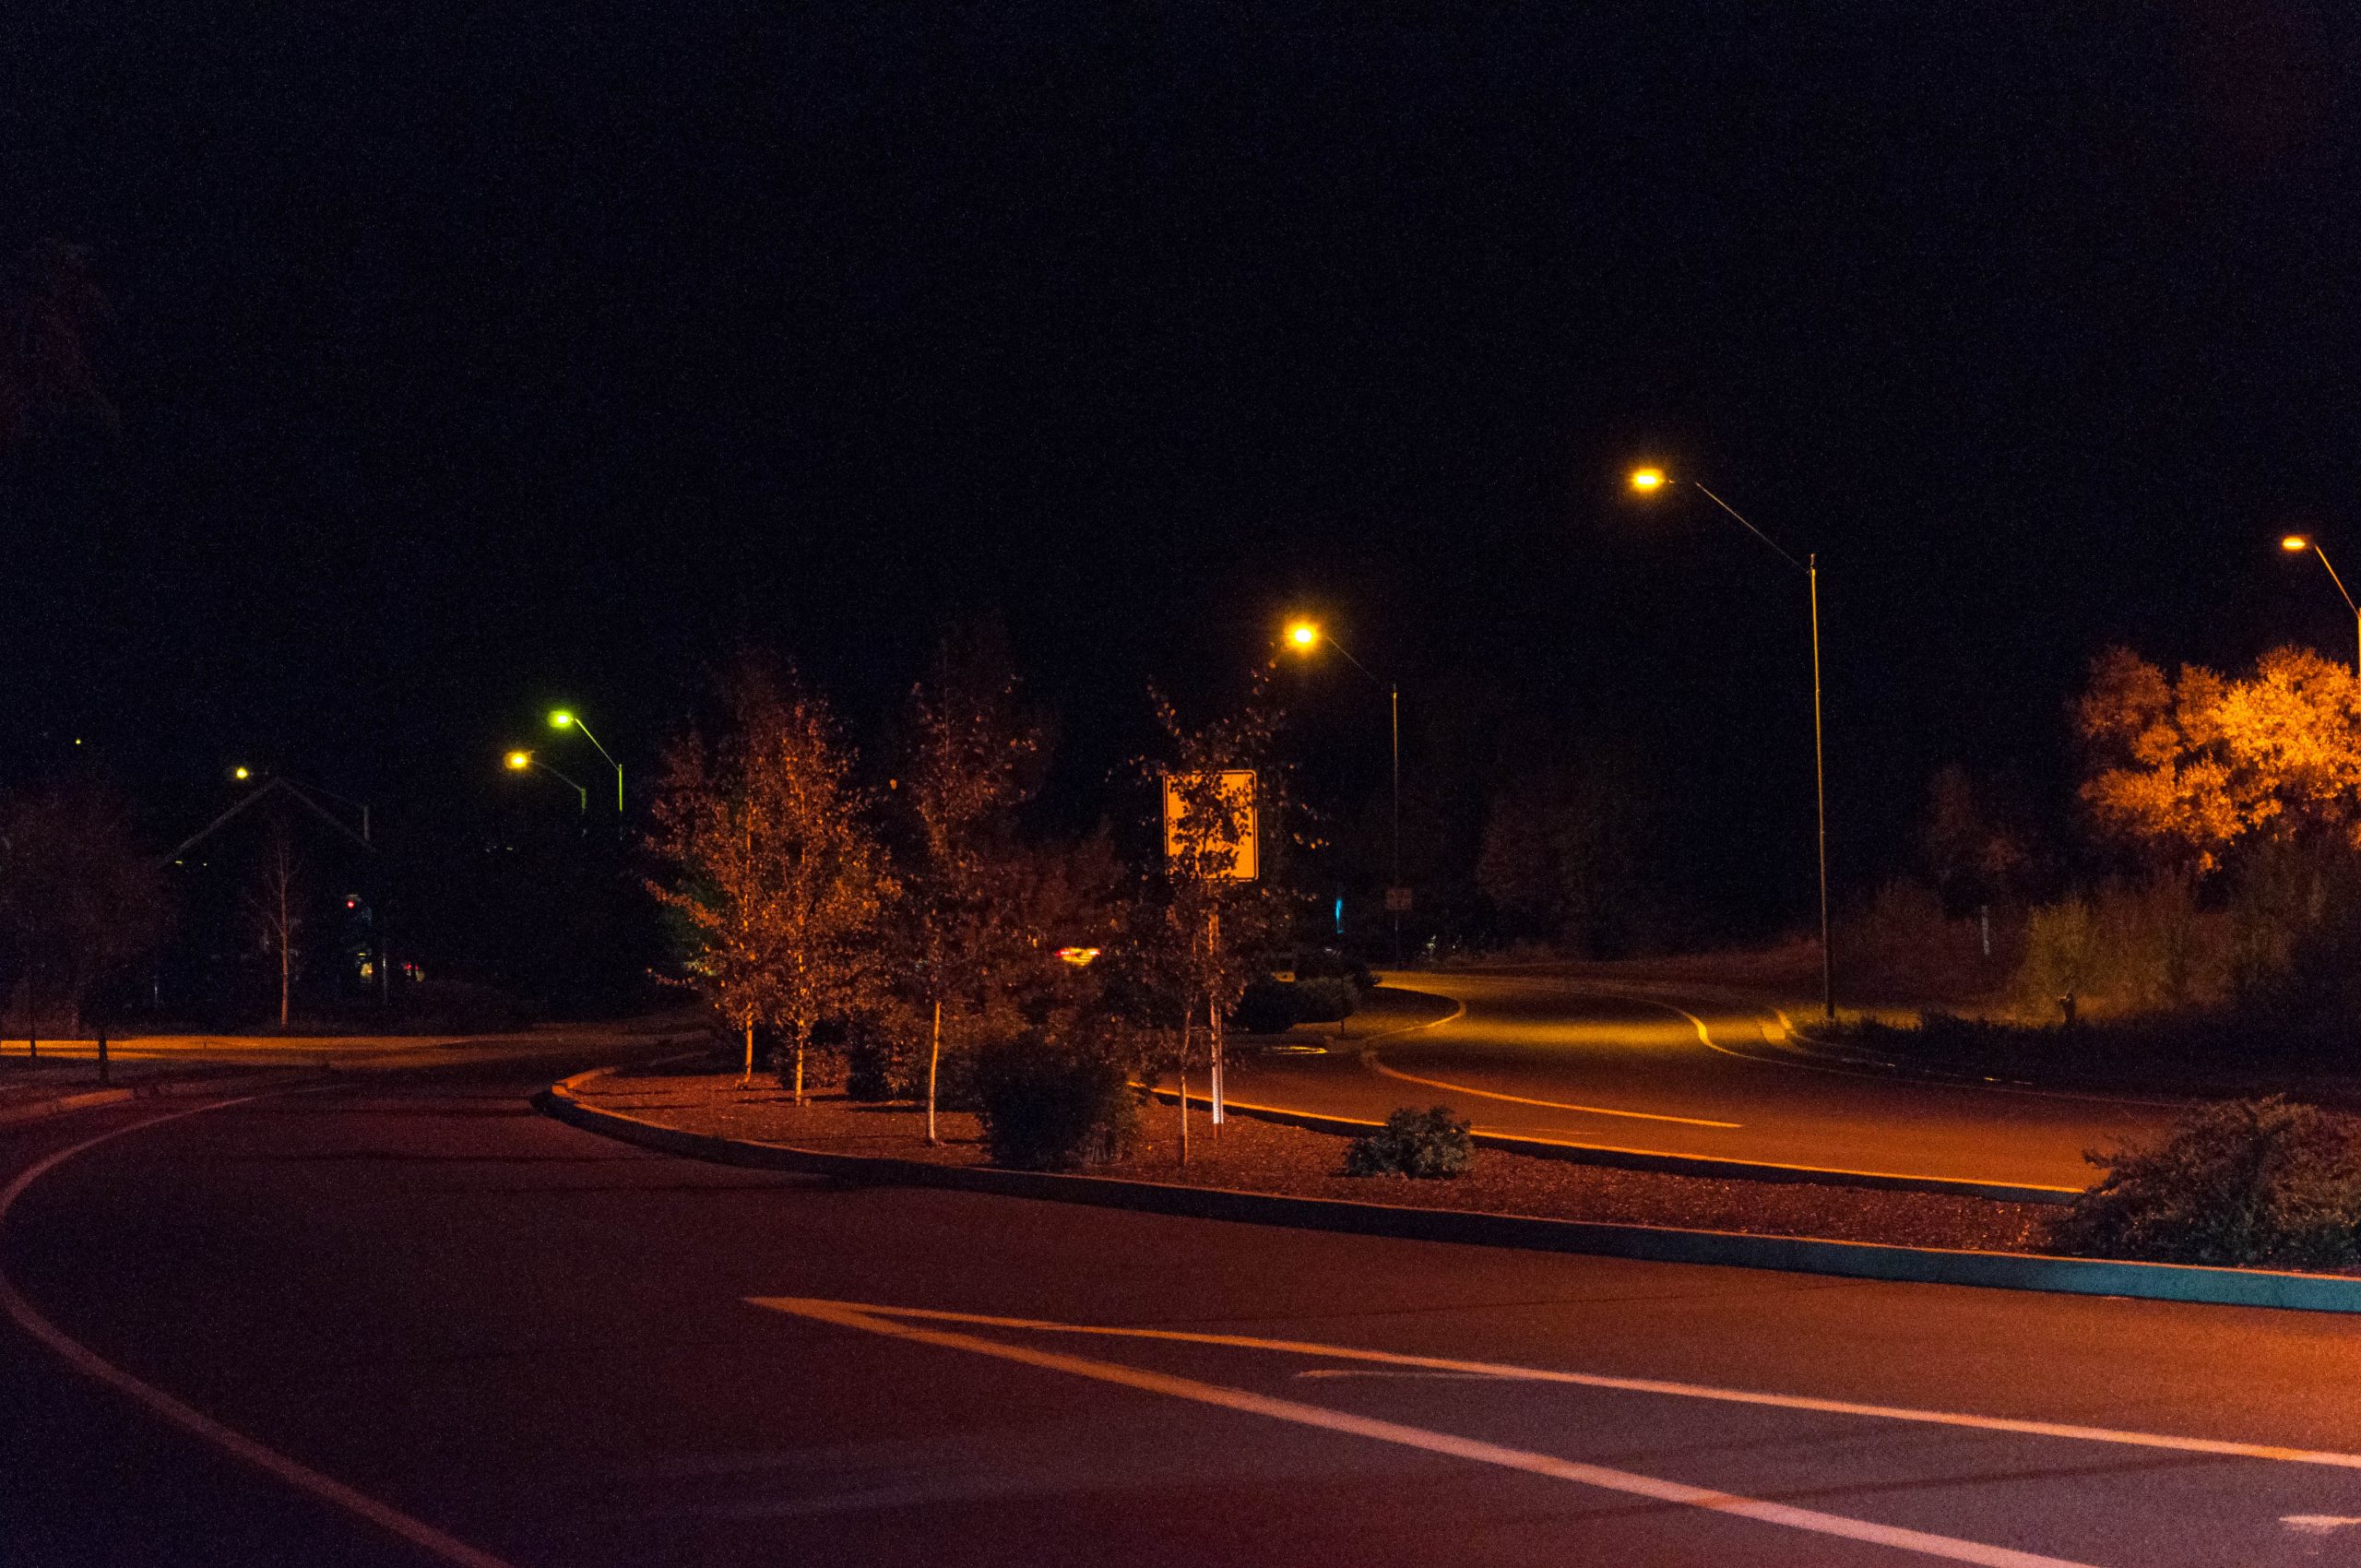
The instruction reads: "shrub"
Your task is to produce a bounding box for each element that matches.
[1231,979,1298,1035]
[2050,1096,2361,1269]
[970,1037,1139,1170]
[1232,974,1364,1034]
[1343,1106,1473,1179]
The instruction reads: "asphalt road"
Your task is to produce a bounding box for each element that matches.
[7,1058,2361,1567]
[1228,972,2184,1192]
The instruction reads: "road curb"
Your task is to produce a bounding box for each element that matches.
[0,1087,136,1129]
[1171,1083,2078,1206]
[537,1070,2361,1315]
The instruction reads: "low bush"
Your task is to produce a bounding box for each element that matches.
[1291,976,1358,1024]
[970,1037,1139,1170]
[1343,1105,1473,1179]
[2050,1096,2361,1269]
[1232,974,1363,1034]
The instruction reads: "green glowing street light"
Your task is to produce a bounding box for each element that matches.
[549,709,623,813]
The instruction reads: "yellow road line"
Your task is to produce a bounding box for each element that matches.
[1365,1057,1742,1128]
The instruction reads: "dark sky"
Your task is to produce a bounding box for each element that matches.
[6,4,2358,923]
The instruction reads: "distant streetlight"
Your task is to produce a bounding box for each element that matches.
[231,766,251,781]
[550,709,623,813]
[505,749,587,814]
[2280,534,2361,671]
[1630,465,1834,1021]
[1285,618,1405,963]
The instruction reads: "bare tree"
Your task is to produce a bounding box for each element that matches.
[244,826,304,1029]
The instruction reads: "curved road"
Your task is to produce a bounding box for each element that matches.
[1231,972,2183,1192]
[6,1056,2361,1567]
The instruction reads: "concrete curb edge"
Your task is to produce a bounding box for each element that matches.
[1159,1083,2078,1206]
[537,1070,2361,1316]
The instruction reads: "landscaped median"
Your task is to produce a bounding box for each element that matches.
[539,1055,2361,1314]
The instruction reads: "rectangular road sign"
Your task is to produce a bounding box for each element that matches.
[1163,769,1258,881]
[1384,885,1413,913]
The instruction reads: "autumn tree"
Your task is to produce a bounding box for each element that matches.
[2078,645,2361,872]
[1143,671,1297,1153]
[901,629,1046,1139]
[648,664,896,1094]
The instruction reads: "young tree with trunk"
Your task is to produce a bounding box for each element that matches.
[1145,671,1296,1158]
[649,663,896,1096]
[244,826,304,1029]
[901,629,1046,1141]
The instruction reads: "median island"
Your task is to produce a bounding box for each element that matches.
[569,1054,2061,1255]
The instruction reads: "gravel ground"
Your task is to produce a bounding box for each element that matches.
[575,1058,2061,1253]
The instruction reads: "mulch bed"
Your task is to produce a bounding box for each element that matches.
[575,1058,2060,1254]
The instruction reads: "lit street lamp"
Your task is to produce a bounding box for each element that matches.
[1285,618,1405,963]
[550,709,623,814]
[1630,466,1834,1021]
[505,749,587,814]
[2280,534,2361,671]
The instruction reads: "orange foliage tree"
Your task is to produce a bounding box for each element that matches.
[2078,646,2361,872]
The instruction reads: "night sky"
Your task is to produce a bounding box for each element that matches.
[6,5,2357,935]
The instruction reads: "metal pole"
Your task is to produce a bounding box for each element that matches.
[1809,554,1833,1021]
[1389,683,1401,965]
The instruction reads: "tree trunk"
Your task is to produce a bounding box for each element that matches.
[742,1020,755,1086]
[279,934,291,1030]
[1176,1020,1191,1167]
[926,999,942,1146]
[793,1021,806,1106]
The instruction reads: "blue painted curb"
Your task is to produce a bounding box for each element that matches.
[537,1074,2361,1315]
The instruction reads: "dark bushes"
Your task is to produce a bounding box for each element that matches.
[1344,1106,1473,1179]
[2051,1096,2361,1269]
[1232,973,1363,1034]
[970,1035,1139,1170]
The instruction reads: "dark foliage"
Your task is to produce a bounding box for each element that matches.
[2051,1097,2361,1270]
[1343,1105,1473,1179]
[970,1036,1140,1170]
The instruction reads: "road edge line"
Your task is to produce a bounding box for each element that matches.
[536,1076,2361,1316]
[0,1089,528,1568]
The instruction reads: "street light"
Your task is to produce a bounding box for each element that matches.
[1285,618,1405,963]
[505,749,587,814]
[1630,465,1834,1021]
[550,709,623,814]
[2280,534,2361,671]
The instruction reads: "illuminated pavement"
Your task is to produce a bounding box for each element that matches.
[6,1063,2361,1567]
[1227,973,2183,1192]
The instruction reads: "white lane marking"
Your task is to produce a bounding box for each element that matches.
[754,1296,2095,1568]
[1293,1369,1512,1382]
[2284,1515,2361,1535]
[1364,1057,1743,1128]
[750,1300,2361,1473]
[0,1094,527,1568]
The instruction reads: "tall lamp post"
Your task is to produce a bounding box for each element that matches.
[2280,534,2361,671]
[1285,619,1404,963]
[1630,466,1834,1021]
[550,709,623,814]
[505,750,587,814]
